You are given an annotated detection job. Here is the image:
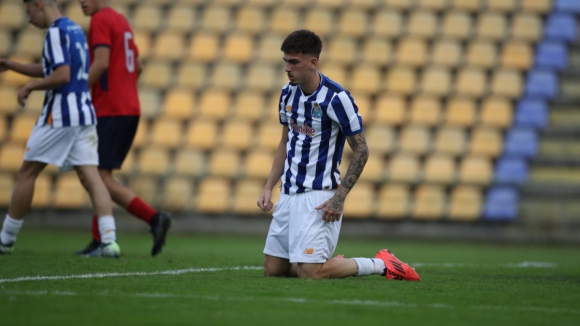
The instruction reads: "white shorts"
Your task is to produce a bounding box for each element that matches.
[24,124,99,172]
[263,190,342,263]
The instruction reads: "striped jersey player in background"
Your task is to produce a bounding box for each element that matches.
[75,0,172,257]
[0,0,120,257]
[257,30,420,281]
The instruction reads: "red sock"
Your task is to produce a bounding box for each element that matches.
[126,197,156,224]
[91,214,101,242]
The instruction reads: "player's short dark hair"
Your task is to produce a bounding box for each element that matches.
[281,30,323,59]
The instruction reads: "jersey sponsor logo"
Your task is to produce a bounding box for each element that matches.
[289,118,316,137]
[304,248,315,255]
[311,102,322,119]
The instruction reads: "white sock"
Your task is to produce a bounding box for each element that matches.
[353,258,386,277]
[98,215,116,244]
[1,215,24,244]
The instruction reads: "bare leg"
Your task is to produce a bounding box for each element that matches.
[8,161,47,219]
[264,254,295,277]
[98,169,136,208]
[74,165,112,216]
[296,258,359,279]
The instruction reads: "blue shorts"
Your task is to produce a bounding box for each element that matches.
[96,116,139,170]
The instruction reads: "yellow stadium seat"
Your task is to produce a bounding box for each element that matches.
[327,37,357,65]
[408,11,438,39]
[350,65,381,95]
[232,92,265,122]
[196,177,231,214]
[176,61,207,89]
[269,7,300,35]
[246,0,278,7]
[257,34,285,63]
[423,154,456,184]
[0,87,18,114]
[374,94,406,126]
[412,185,445,220]
[0,115,6,140]
[14,27,44,57]
[396,38,428,67]
[174,149,205,177]
[491,69,523,99]
[350,92,372,121]
[455,68,487,98]
[431,39,462,67]
[138,88,161,118]
[418,0,448,10]
[469,127,503,157]
[377,184,409,219]
[200,5,231,33]
[451,0,481,12]
[459,155,492,185]
[208,149,241,178]
[365,125,395,155]
[0,1,25,29]
[210,63,242,90]
[236,6,265,35]
[385,66,416,95]
[338,10,367,37]
[9,114,37,143]
[132,4,163,32]
[448,185,482,221]
[222,33,254,64]
[150,118,183,148]
[480,97,513,129]
[399,125,431,155]
[185,118,218,150]
[0,173,14,206]
[388,154,420,183]
[117,149,135,175]
[501,42,533,70]
[319,63,348,87]
[465,40,497,68]
[371,10,403,38]
[132,120,149,148]
[361,37,392,66]
[220,120,253,151]
[133,30,151,59]
[232,179,268,215]
[188,33,220,63]
[256,123,282,151]
[409,95,442,126]
[53,173,89,209]
[162,89,195,119]
[420,67,452,96]
[385,0,413,9]
[31,173,51,208]
[280,0,309,7]
[2,56,33,87]
[445,97,477,127]
[434,126,466,156]
[23,90,45,114]
[245,63,277,92]
[476,12,507,41]
[244,149,274,179]
[487,0,517,12]
[510,13,543,42]
[0,29,12,57]
[64,3,90,31]
[304,8,334,37]
[520,0,552,13]
[140,60,172,89]
[343,182,375,218]
[128,176,158,206]
[198,88,232,120]
[161,177,194,211]
[441,11,473,40]
[359,155,386,182]
[315,0,345,8]
[138,147,170,175]
[166,5,196,32]
[153,31,185,61]
[0,142,24,172]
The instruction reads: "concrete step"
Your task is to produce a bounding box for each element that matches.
[548,109,580,127]
[529,166,580,184]
[538,139,580,159]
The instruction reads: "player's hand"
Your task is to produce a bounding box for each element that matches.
[315,195,344,222]
[17,85,32,107]
[0,58,9,72]
[257,189,274,212]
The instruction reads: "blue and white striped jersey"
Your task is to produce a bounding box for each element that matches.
[278,73,363,195]
[38,17,96,128]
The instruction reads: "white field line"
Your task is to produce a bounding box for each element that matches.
[0,262,558,284]
[3,290,579,315]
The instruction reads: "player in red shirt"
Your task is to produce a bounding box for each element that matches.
[76,0,171,257]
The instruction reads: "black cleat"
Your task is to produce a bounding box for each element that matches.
[150,212,172,257]
[75,239,101,255]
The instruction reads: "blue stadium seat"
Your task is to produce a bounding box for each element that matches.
[503,128,538,158]
[535,41,568,71]
[494,156,529,185]
[514,98,549,129]
[544,13,577,42]
[555,0,580,13]
[483,186,519,221]
[525,70,558,99]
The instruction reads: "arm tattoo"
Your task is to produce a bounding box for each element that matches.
[336,132,369,199]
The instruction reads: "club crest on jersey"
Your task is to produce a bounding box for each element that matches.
[286,105,292,112]
[311,102,323,119]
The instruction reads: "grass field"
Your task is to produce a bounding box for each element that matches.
[1,229,579,326]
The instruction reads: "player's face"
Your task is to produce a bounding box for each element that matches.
[25,1,46,29]
[283,52,317,86]
[78,0,99,16]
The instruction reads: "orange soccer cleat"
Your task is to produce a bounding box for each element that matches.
[375,249,421,281]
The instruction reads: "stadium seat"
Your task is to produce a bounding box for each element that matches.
[372,10,403,38]
[476,12,507,41]
[441,11,473,40]
[23,90,45,114]
[555,0,580,12]
[161,177,194,211]
[9,114,37,143]
[411,185,446,220]
[166,5,196,32]
[408,11,438,39]
[132,120,149,148]
[373,94,406,126]
[385,0,413,10]
[235,6,265,35]
[188,33,220,63]
[514,98,549,129]
[232,92,265,122]
[503,128,538,158]
[315,0,344,8]
[535,41,568,71]
[343,182,375,218]
[269,7,300,35]
[448,185,482,221]
[350,65,381,95]
[0,29,12,57]
[445,97,477,127]
[2,55,33,87]
[409,95,442,126]
[0,173,14,206]
[257,34,286,63]
[304,8,334,37]
[418,0,448,11]
[128,176,158,207]
[361,38,392,67]
[480,97,513,129]
[466,40,497,68]
[0,87,18,114]
[195,178,231,214]
[459,155,493,185]
[174,149,205,177]
[346,0,377,10]
[510,13,543,42]
[150,118,183,148]
[64,3,90,30]
[500,42,533,70]
[13,27,44,57]
[210,63,242,90]
[359,155,386,183]
[256,122,282,151]
[138,147,170,175]
[220,120,253,151]
[544,13,577,42]
[133,30,151,59]
[385,66,416,95]
[232,179,268,215]
[152,31,185,61]
[244,149,274,179]
[420,67,452,97]
[365,125,395,155]
[399,125,431,155]
[451,0,481,12]
[338,10,367,37]
[117,150,135,175]
[434,126,466,156]
[520,0,552,13]
[200,5,231,33]
[31,173,52,208]
[319,63,348,87]
[482,186,519,220]
[486,0,517,12]
[455,68,487,98]
[469,127,503,157]
[377,184,410,219]
[327,37,357,65]
[176,62,207,89]
[524,70,559,99]
[140,60,172,89]
[0,1,25,29]
[198,88,232,120]
[351,92,372,121]
[132,4,163,32]
[0,142,24,172]
[494,156,529,185]
[388,153,420,183]
[0,116,6,140]
[138,89,161,118]
[423,154,456,184]
[397,38,428,67]
[53,173,89,209]
[431,39,462,68]
[493,69,524,98]
[208,149,241,178]
[162,89,195,119]
[222,33,254,64]
[248,0,281,5]
[185,118,218,150]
